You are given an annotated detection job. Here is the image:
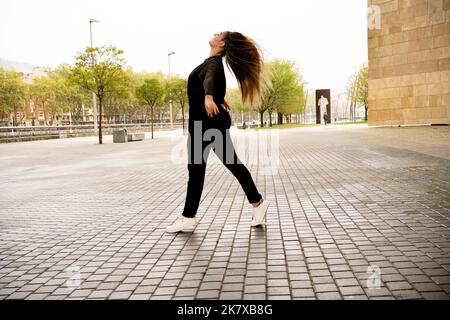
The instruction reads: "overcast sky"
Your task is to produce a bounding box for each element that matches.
[1,0,368,91]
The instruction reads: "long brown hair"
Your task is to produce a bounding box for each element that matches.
[221,31,267,106]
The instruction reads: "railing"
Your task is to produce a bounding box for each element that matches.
[0,123,184,138]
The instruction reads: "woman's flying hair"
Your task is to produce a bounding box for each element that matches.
[221,31,269,106]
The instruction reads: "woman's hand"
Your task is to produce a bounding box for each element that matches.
[205,95,220,117]
[223,100,232,112]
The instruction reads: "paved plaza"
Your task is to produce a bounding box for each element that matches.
[0,124,449,300]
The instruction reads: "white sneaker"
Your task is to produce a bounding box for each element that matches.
[166,215,198,233]
[251,199,270,227]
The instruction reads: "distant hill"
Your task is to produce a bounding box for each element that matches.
[0,58,37,73]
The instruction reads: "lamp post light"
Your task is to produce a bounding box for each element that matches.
[89,18,100,132]
[168,51,175,129]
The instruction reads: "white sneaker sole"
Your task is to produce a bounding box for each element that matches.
[165,224,196,233]
[165,218,197,233]
[166,227,195,233]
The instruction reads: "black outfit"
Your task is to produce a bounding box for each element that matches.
[187,55,230,132]
[182,55,262,218]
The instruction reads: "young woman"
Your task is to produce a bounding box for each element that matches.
[166,31,270,233]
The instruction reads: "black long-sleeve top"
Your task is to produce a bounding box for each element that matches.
[187,55,227,133]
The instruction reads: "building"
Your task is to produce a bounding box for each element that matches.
[368,0,449,126]
[20,67,50,126]
[16,67,95,126]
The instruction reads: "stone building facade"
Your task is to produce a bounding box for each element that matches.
[368,0,449,125]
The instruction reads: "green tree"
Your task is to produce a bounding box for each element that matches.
[346,72,357,121]
[50,64,90,125]
[69,45,129,144]
[166,77,188,132]
[136,78,164,139]
[356,65,368,120]
[32,73,76,126]
[31,77,55,125]
[103,68,134,124]
[0,67,26,126]
[226,88,246,125]
[259,60,305,127]
[126,72,150,123]
[346,64,368,121]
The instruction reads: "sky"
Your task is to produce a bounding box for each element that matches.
[0,0,368,92]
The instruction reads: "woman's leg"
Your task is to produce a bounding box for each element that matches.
[181,130,212,218]
[181,163,207,218]
[213,128,263,205]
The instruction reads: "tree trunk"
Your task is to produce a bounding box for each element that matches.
[181,104,185,134]
[259,111,264,127]
[277,112,283,125]
[269,111,273,127]
[43,100,49,126]
[150,105,154,139]
[98,96,103,144]
[365,106,368,121]
[12,107,17,126]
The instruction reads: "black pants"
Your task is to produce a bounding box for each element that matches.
[182,121,262,218]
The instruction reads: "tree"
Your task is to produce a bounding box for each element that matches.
[103,68,134,124]
[69,45,129,144]
[259,60,305,127]
[346,72,357,121]
[136,78,164,139]
[356,65,368,120]
[226,88,246,125]
[0,67,26,126]
[346,64,368,121]
[50,64,90,125]
[32,76,64,126]
[166,77,188,133]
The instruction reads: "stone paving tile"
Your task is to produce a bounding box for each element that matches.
[391,290,423,300]
[317,292,342,300]
[174,288,197,297]
[339,286,365,296]
[243,293,266,300]
[0,125,449,300]
[109,291,132,300]
[87,290,112,299]
[129,293,152,300]
[196,290,220,300]
[292,288,315,298]
[219,291,242,300]
[24,293,50,300]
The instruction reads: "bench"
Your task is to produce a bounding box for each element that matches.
[127,133,145,142]
[113,129,145,143]
[113,129,128,143]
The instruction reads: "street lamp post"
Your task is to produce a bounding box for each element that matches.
[89,18,100,132]
[168,51,175,129]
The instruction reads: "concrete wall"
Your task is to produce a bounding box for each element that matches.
[368,0,450,125]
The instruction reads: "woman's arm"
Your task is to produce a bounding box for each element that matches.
[203,60,221,117]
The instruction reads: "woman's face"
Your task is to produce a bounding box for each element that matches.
[209,32,226,50]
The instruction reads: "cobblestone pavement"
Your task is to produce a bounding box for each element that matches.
[0,124,449,300]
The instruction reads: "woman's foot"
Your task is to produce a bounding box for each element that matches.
[166,214,198,233]
[251,199,270,227]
